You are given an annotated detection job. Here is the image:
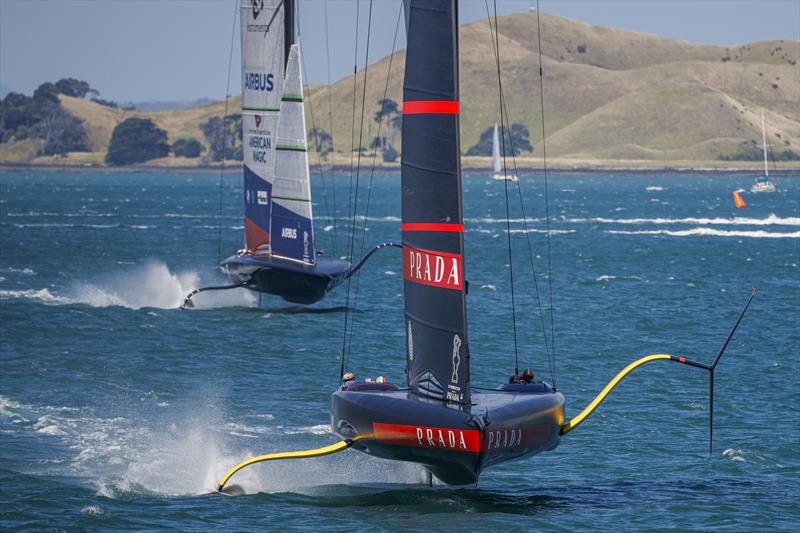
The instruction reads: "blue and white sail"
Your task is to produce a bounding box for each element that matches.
[241,0,286,255]
[270,44,315,265]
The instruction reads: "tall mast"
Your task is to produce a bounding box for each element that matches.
[284,0,295,67]
[401,0,470,408]
[761,113,768,178]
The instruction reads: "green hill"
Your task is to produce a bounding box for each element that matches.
[2,11,798,169]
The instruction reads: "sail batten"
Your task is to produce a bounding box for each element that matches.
[402,0,470,407]
[241,0,286,255]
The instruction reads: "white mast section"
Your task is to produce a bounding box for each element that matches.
[761,113,769,178]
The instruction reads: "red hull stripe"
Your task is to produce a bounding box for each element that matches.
[402,223,463,233]
[373,422,481,452]
[402,100,460,115]
[372,422,554,452]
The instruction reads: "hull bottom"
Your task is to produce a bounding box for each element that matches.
[220,254,349,305]
[331,383,564,485]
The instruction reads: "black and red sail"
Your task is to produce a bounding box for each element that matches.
[402,0,470,407]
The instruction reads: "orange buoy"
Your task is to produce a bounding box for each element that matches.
[733,190,746,209]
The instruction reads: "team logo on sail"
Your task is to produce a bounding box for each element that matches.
[451,335,461,383]
[252,0,264,19]
[257,190,268,205]
[403,245,462,290]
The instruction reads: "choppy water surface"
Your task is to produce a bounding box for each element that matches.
[1,170,798,530]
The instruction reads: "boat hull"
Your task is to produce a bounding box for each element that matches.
[331,384,564,485]
[750,180,776,193]
[220,254,349,305]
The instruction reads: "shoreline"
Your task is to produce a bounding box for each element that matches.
[1,161,798,176]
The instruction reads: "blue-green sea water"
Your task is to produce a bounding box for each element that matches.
[1,170,798,531]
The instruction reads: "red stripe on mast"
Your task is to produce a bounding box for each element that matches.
[402,100,460,115]
[402,223,463,233]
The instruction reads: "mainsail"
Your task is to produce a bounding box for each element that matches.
[492,123,501,175]
[270,44,315,264]
[240,0,288,255]
[402,0,470,407]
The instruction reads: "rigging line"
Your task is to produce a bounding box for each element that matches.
[344,0,375,363]
[216,0,238,264]
[483,0,553,382]
[536,0,557,389]
[345,1,404,361]
[295,6,336,256]
[323,0,339,256]
[489,0,519,375]
[340,0,363,383]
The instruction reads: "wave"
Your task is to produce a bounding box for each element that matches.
[0,261,255,309]
[606,228,800,239]
[0,267,37,275]
[595,275,644,282]
[578,214,799,226]
[645,186,665,191]
[6,223,155,230]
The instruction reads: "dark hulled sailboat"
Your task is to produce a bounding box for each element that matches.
[213,0,753,492]
[184,0,395,307]
[330,0,564,485]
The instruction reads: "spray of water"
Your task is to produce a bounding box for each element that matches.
[1,393,427,498]
[0,260,255,310]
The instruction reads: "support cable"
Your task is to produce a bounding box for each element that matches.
[323,0,340,256]
[216,1,239,263]
[483,0,554,385]
[342,0,374,370]
[296,6,336,255]
[490,0,520,375]
[535,0,557,389]
[345,2,403,361]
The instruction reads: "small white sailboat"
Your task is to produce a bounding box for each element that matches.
[751,113,776,193]
[491,123,517,181]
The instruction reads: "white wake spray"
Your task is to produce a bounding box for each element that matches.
[0,260,256,309]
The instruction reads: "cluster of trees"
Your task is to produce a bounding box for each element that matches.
[172,138,204,158]
[0,78,95,155]
[372,98,401,162]
[105,118,206,165]
[201,114,242,161]
[466,123,533,157]
[106,118,169,165]
[718,141,799,162]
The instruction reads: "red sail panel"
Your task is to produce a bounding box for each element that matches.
[401,0,470,407]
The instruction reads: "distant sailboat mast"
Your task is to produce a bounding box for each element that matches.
[761,112,769,179]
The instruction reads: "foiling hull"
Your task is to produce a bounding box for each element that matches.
[220,254,349,305]
[331,384,564,485]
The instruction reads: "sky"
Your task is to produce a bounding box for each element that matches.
[1,0,798,103]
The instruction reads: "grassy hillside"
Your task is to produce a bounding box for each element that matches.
[3,11,798,168]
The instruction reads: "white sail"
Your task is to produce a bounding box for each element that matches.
[751,112,776,193]
[241,0,285,254]
[270,44,315,265]
[492,123,501,174]
[762,113,769,178]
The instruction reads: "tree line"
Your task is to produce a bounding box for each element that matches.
[2,86,535,165]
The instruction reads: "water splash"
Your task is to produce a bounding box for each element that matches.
[0,261,255,310]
